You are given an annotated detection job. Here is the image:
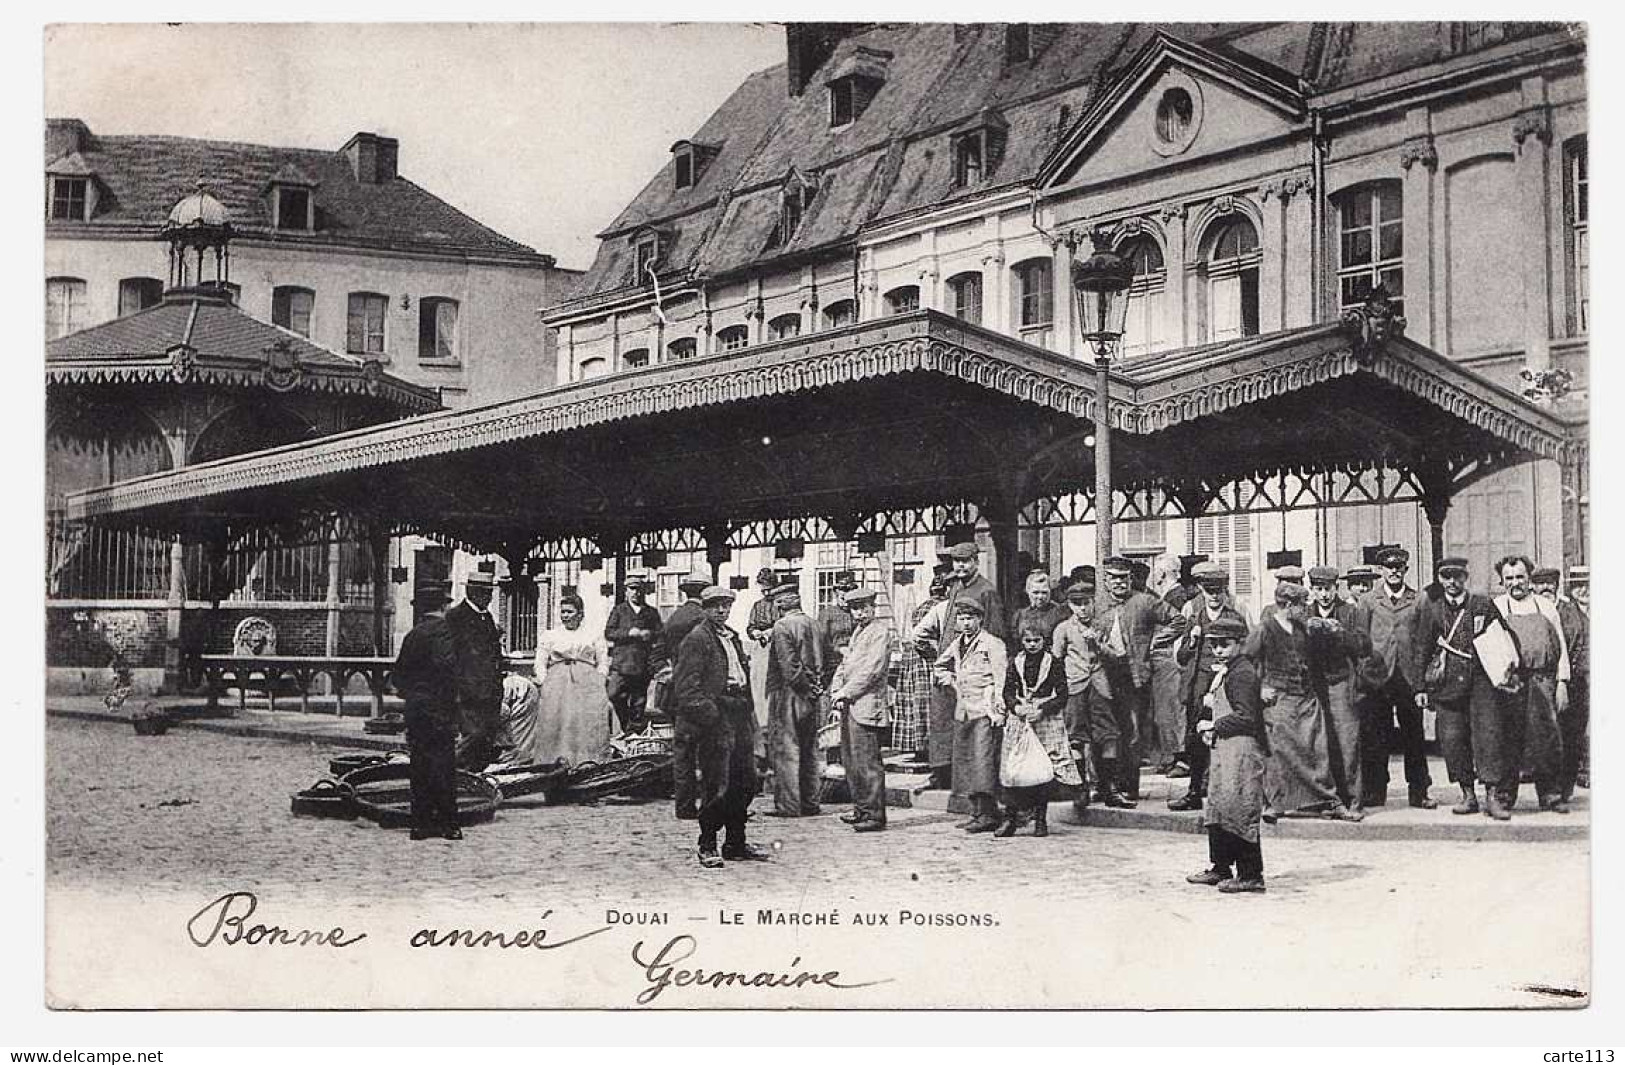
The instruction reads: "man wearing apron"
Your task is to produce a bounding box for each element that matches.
[1491,556,1572,814]
[1185,615,1269,894]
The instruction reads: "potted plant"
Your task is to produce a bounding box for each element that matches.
[130,700,171,736]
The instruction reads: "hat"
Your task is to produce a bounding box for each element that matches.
[932,562,955,578]
[946,542,980,561]
[1204,616,1248,641]
[1568,565,1590,585]
[768,580,801,602]
[1069,565,1097,583]
[755,567,777,584]
[1307,565,1339,585]
[1345,564,1378,583]
[952,598,986,617]
[1531,566,1562,584]
[1276,582,1310,604]
[1192,561,1228,585]
[700,585,736,605]
[678,569,712,590]
[1101,556,1134,576]
[840,587,878,607]
[1178,554,1210,581]
[465,571,496,588]
[1436,556,1469,576]
[1376,546,1410,568]
[1274,565,1305,583]
[1064,581,1092,601]
[624,574,654,589]
[412,578,452,607]
[1130,560,1151,582]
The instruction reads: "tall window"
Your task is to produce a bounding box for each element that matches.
[674,151,694,190]
[1013,258,1053,329]
[272,286,314,337]
[668,337,698,361]
[1205,217,1260,342]
[46,277,86,339]
[947,272,983,325]
[622,348,650,369]
[884,286,919,315]
[418,297,459,361]
[716,325,750,353]
[634,237,659,281]
[830,80,856,127]
[346,292,388,356]
[1566,136,1588,334]
[1196,515,1253,599]
[768,313,802,341]
[1118,237,1166,359]
[952,135,983,188]
[1336,183,1404,317]
[275,187,311,231]
[117,277,164,317]
[823,300,856,329]
[49,177,88,221]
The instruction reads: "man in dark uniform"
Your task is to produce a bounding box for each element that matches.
[447,570,504,771]
[393,578,463,841]
[766,579,825,816]
[816,569,860,689]
[1095,555,1188,805]
[604,575,663,733]
[1352,546,1436,808]
[662,570,714,819]
[1305,565,1373,820]
[673,585,766,868]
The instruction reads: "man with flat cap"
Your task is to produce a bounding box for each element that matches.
[448,570,505,771]
[830,587,893,831]
[817,569,860,690]
[393,577,463,840]
[661,570,715,819]
[1415,556,1506,817]
[673,585,766,867]
[604,575,664,734]
[1169,561,1253,810]
[765,578,825,816]
[1352,545,1435,809]
[1306,565,1373,819]
[1095,555,1189,806]
[934,596,1008,831]
[943,541,1005,639]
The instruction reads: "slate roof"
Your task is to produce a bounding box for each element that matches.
[560,20,1575,309]
[44,124,553,267]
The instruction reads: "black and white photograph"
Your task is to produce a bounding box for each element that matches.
[29,15,1600,1019]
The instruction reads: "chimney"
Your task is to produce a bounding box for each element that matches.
[46,118,91,162]
[341,131,400,183]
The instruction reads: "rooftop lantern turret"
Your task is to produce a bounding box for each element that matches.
[159,182,235,298]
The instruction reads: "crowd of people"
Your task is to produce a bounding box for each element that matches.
[390,541,1590,892]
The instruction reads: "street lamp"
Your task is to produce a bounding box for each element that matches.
[1070,229,1133,565]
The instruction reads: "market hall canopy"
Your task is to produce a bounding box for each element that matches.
[66,308,1582,564]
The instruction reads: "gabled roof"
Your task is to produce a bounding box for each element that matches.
[47,287,441,414]
[42,122,552,267]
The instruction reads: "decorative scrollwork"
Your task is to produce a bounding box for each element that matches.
[1399,137,1438,171]
[1339,284,1408,363]
[1519,365,1574,402]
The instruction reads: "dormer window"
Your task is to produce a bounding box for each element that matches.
[275,187,312,231]
[265,164,318,232]
[825,47,891,129]
[669,139,720,191]
[49,177,88,221]
[674,152,693,189]
[949,110,1007,189]
[764,173,819,252]
[632,232,663,283]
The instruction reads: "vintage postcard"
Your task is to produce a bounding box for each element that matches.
[42,20,1590,1010]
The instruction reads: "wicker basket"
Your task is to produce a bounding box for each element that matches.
[342,763,501,829]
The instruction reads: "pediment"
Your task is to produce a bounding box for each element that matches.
[1040,33,1306,190]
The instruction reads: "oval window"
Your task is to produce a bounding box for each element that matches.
[1155,88,1194,145]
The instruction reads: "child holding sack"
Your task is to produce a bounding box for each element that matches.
[997,624,1082,837]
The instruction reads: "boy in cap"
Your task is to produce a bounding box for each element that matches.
[1352,545,1436,809]
[1051,573,1111,810]
[1186,615,1269,893]
[765,578,826,816]
[933,597,1008,831]
[604,575,664,733]
[1415,556,1506,816]
[673,585,765,866]
[830,587,893,831]
[1306,565,1372,819]
[393,578,463,840]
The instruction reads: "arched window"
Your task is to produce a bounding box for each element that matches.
[768,313,802,340]
[716,325,750,353]
[1203,216,1260,342]
[947,272,983,325]
[1117,237,1166,358]
[1334,182,1403,317]
[1012,258,1053,331]
[668,337,698,361]
[1565,136,1588,335]
[46,277,86,339]
[823,300,856,329]
[346,291,388,356]
[578,357,608,380]
[191,404,315,465]
[884,286,920,315]
[418,297,459,361]
[622,348,650,370]
[118,277,164,317]
[272,285,315,337]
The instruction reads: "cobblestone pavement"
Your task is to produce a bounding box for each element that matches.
[46,718,1590,1009]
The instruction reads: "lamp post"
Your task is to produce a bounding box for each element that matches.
[1070,229,1133,565]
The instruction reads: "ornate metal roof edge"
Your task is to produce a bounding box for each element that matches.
[45,358,439,411]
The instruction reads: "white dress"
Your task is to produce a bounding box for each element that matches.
[526,624,614,767]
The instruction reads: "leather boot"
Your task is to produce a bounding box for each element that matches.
[992,812,1020,837]
[1120,757,1142,802]
[1484,788,1512,821]
[1103,760,1137,808]
[1032,805,1049,837]
[1452,781,1480,815]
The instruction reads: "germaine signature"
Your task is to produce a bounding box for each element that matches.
[630,933,890,1005]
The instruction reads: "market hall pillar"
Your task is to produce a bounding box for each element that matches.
[162,535,186,694]
[1560,440,1587,571]
[1419,474,1453,580]
[981,498,1022,623]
